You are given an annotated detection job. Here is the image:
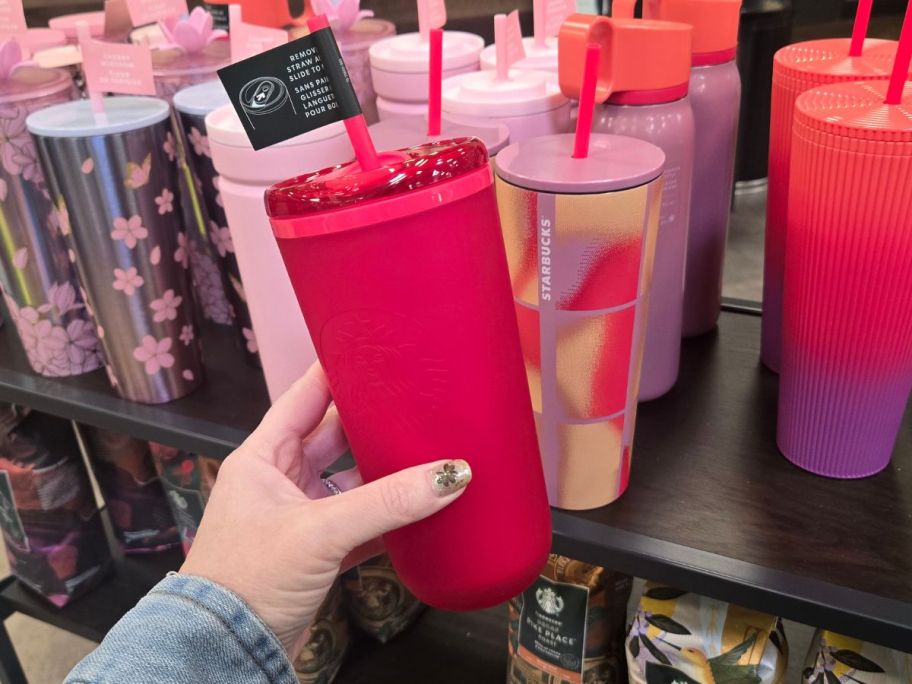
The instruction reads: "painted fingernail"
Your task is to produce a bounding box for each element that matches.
[430,460,472,497]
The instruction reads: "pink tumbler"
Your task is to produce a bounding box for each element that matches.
[206,106,354,401]
[762,37,904,372]
[265,138,551,610]
[778,72,912,478]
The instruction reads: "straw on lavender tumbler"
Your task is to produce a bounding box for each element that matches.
[28,97,204,404]
[778,19,912,479]
[0,41,102,377]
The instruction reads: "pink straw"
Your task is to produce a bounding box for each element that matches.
[306,14,380,170]
[427,27,443,136]
[885,0,912,105]
[494,13,509,81]
[572,42,600,159]
[849,0,874,57]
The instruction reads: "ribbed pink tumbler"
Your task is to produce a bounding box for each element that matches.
[778,79,912,478]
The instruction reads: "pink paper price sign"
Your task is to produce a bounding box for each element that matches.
[0,0,26,38]
[417,0,446,39]
[125,0,188,27]
[535,0,575,44]
[81,38,156,95]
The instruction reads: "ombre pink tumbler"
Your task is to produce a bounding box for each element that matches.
[265,138,551,610]
[779,80,912,478]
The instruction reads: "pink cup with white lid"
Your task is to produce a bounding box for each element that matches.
[442,68,570,143]
[481,37,558,74]
[370,30,483,121]
[206,105,354,401]
[48,11,106,44]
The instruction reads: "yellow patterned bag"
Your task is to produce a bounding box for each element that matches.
[293,579,349,684]
[626,584,788,684]
[802,631,912,683]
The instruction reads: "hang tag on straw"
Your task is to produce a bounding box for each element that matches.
[218,13,379,171]
[495,11,525,81]
[417,0,446,41]
[103,0,134,41]
[229,4,287,63]
[534,0,575,48]
[125,0,189,28]
[79,21,156,124]
[884,0,912,105]
[0,0,26,39]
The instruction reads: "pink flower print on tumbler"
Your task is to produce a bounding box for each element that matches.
[133,335,175,375]
[113,267,144,296]
[111,215,148,248]
[164,131,176,162]
[209,223,233,257]
[242,327,257,354]
[124,154,152,190]
[179,324,194,346]
[150,289,183,322]
[188,127,210,158]
[174,232,190,268]
[155,188,174,214]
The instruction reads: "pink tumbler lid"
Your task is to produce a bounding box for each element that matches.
[267,137,493,236]
[152,40,230,78]
[774,38,900,82]
[48,11,106,41]
[442,69,567,117]
[495,132,665,193]
[369,31,483,73]
[19,28,68,53]
[795,80,912,143]
[369,115,510,154]
[0,65,71,105]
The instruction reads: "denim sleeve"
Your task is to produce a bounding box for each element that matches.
[66,573,298,684]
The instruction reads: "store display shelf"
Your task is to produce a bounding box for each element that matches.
[0,322,271,458]
[1,308,910,652]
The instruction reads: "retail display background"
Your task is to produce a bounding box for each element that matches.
[0,0,909,682]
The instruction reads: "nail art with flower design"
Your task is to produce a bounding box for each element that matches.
[431,460,472,497]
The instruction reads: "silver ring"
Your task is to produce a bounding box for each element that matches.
[321,477,343,496]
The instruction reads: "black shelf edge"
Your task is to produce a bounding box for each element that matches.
[0,322,269,458]
[551,516,912,653]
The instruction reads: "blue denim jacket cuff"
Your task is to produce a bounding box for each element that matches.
[151,573,296,682]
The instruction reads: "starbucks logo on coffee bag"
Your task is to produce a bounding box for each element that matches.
[536,586,565,615]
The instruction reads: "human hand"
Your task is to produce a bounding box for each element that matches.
[180,363,471,658]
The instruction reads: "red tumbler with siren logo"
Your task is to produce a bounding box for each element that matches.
[265,138,552,611]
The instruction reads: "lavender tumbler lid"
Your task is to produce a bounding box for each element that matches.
[0,65,71,105]
[495,133,665,193]
[173,79,229,117]
[26,96,171,137]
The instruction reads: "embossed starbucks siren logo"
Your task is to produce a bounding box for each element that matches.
[320,310,447,432]
[536,586,565,615]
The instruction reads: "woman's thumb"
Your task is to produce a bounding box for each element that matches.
[322,459,471,553]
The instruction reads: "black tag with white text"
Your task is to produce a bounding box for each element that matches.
[217,28,361,151]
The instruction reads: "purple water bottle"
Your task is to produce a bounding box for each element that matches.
[643,0,743,338]
[566,16,694,401]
